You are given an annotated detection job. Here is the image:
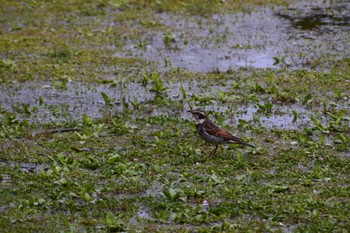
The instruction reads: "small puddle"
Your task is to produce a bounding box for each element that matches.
[0,161,47,174]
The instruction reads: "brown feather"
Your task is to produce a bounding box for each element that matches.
[202,120,254,147]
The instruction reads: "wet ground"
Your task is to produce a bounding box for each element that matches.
[1,0,350,128]
[1,2,350,231]
[0,79,324,130]
[118,0,350,71]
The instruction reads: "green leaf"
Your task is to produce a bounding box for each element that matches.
[319,133,327,145]
[105,212,117,226]
[82,114,93,126]
[180,83,187,99]
[272,185,289,193]
[101,92,111,105]
[81,192,91,201]
[292,110,298,123]
[168,188,177,199]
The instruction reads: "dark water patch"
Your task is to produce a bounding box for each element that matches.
[277,0,350,32]
[273,0,350,69]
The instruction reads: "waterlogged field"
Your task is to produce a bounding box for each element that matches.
[0,0,350,232]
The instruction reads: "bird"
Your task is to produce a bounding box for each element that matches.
[188,109,255,156]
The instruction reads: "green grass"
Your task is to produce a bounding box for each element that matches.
[1,105,349,232]
[0,0,350,232]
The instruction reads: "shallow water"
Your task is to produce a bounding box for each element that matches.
[0,80,316,130]
[117,0,350,71]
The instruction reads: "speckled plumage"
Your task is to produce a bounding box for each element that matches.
[188,109,254,156]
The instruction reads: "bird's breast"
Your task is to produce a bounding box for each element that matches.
[196,124,224,145]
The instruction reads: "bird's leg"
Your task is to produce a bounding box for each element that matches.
[209,145,218,157]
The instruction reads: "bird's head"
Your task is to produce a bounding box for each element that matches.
[188,109,208,123]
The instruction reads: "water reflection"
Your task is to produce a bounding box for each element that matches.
[117,0,350,71]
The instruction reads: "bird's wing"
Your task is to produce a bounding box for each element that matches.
[202,121,234,141]
[203,121,255,147]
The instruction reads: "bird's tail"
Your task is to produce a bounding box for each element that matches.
[229,140,255,148]
[229,136,255,148]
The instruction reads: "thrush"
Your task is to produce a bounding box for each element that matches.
[188,109,255,156]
